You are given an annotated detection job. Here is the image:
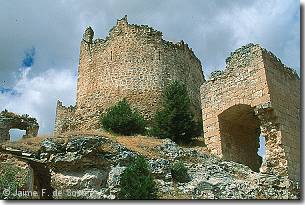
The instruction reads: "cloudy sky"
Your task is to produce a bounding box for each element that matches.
[0,0,300,137]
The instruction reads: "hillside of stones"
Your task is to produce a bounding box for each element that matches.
[0,132,300,200]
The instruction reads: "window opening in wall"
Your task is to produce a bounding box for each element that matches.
[111,51,113,60]
[257,135,266,162]
[9,129,26,141]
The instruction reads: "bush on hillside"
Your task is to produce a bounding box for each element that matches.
[151,80,198,143]
[100,98,146,135]
[119,156,156,199]
[171,161,190,183]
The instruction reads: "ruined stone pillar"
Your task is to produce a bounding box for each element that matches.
[254,103,288,177]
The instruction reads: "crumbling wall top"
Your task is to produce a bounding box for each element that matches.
[80,15,202,66]
[261,47,299,80]
[109,15,163,39]
[225,43,261,69]
[56,100,76,112]
[83,26,94,44]
[0,110,38,126]
[207,43,299,82]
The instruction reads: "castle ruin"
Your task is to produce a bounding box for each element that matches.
[0,110,39,142]
[200,44,300,181]
[54,15,204,134]
[54,16,300,182]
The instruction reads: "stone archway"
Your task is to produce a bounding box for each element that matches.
[0,110,39,143]
[218,104,262,172]
[200,44,300,181]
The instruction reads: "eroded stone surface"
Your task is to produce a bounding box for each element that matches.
[0,135,299,199]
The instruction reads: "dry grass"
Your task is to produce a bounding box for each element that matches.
[180,137,206,148]
[115,135,163,159]
[57,130,164,158]
[1,130,116,154]
[56,130,115,140]
[2,135,51,152]
[1,129,209,160]
[0,153,29,168]
[180,137,209,156]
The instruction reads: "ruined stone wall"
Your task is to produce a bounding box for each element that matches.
[55,16,204,132]
[201,44,270,155]
[0,110,39,142]
[200,44,300,181]
[54,101,77,135]
[262,51,300,181]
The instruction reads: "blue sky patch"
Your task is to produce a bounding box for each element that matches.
[22,47,35,67]
[257,135,266,159]
[0,86,19,96]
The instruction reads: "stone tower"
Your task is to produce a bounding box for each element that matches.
[200,44,300,181]
[83,26,94,43]
[54,16,205,133]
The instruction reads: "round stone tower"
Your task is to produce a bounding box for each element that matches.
[58,15,205,132]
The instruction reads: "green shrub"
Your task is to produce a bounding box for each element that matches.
[100,98,146,135]
[171,161,190,183]
[0,163,29,199]
[119,156,156,199]
[151,80,197,143]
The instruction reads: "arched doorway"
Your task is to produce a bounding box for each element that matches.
[218,104,262,172]
[0,110,39,143]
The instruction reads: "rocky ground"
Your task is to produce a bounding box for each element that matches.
[0,133,300,200]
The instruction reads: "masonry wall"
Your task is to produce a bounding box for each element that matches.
[200,44,270,156]
[0,110,39,142]
[55,16,204,132]
[54,101,77,135]
[262,51,300,181]
[200,44,300,181]
[75,17,204,130]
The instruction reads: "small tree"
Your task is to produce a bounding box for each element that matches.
[119,156,156,199]
[151,81,197,143]
[100,98,146,135]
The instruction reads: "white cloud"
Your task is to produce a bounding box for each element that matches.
[0,0,299,85]
[198,0,299,75]
[0,67,77,135]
